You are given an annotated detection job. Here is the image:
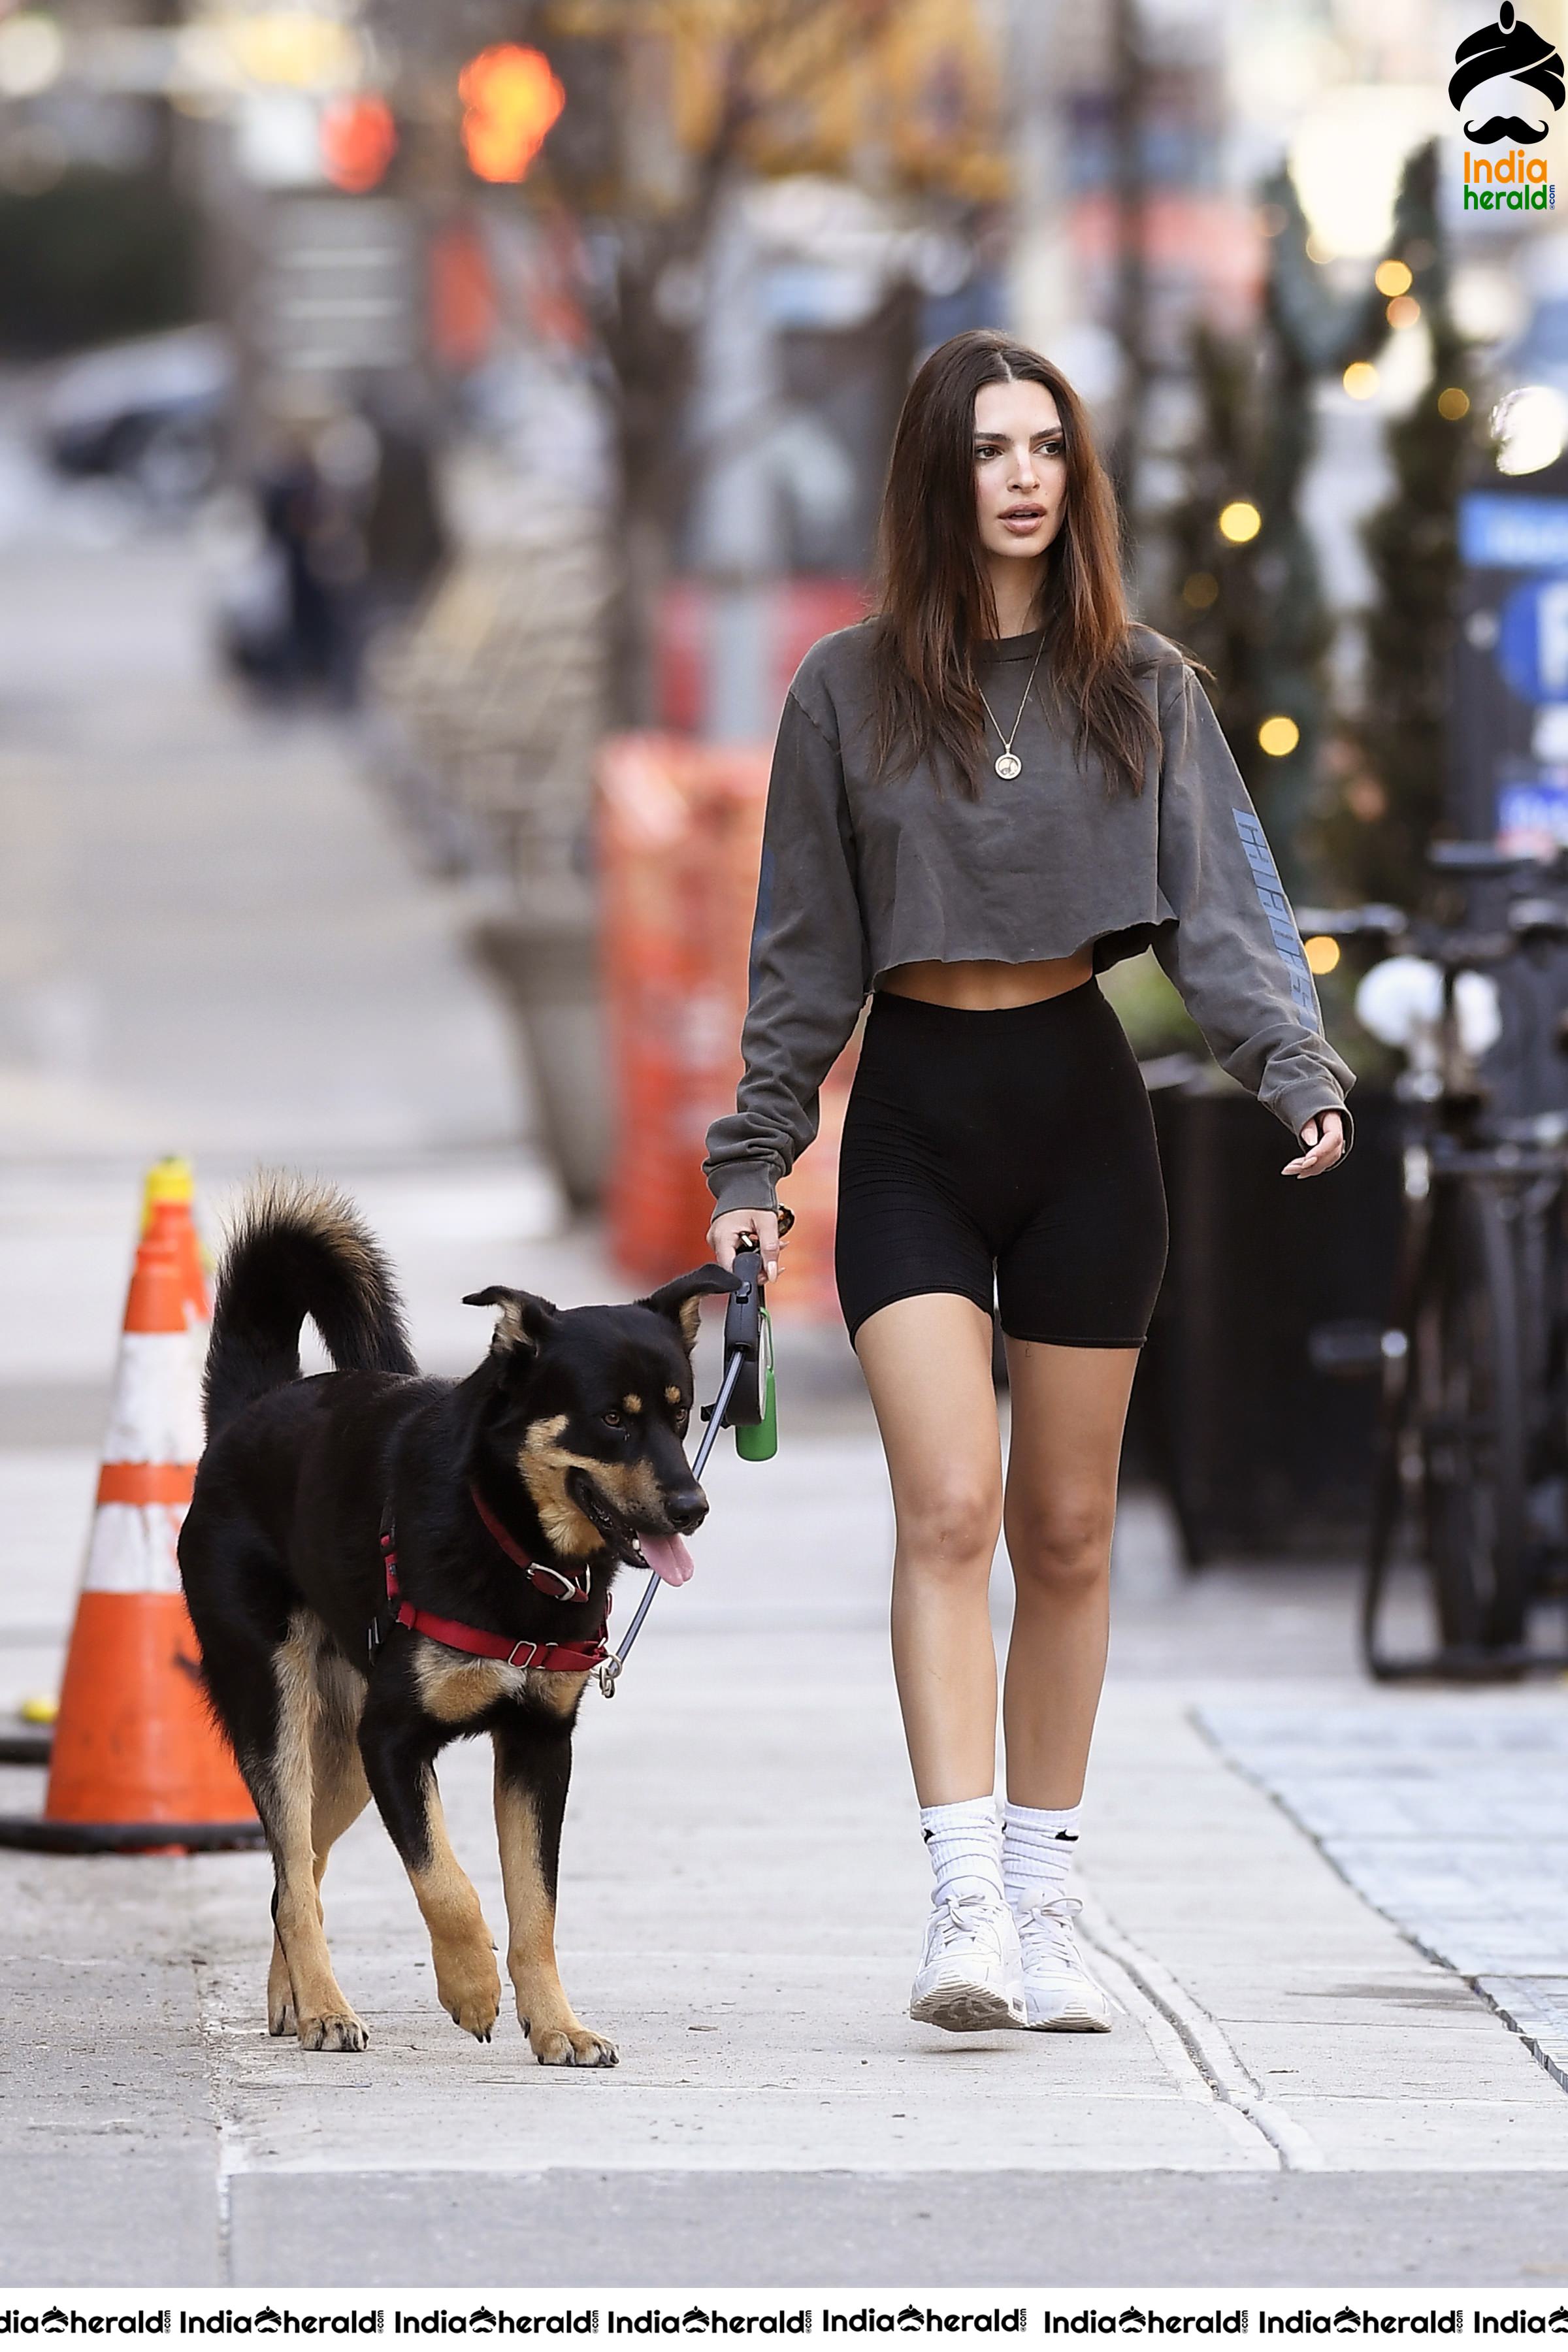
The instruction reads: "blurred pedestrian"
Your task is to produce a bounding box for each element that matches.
[361,387,447,624]
[237,406,384,707]
[256,435,348,694]
[704,329,1352,2036]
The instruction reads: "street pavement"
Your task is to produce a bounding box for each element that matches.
[2,517,1568,2291]
[1201,1700,1568,2091]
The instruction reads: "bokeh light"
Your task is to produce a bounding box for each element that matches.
[1343,362,1379,400]
[1218,500,1261,544]
[1374,259,1413,297]
[1437,387,1471,421]
[1290,84,1446,259]
[219,14,363,89]
[0,12,64,97]
[1303,936,1341,975]
[459,44,565,185]
[321,95,397,193]
[1258,714,1300,757]
[1493,385,1568,476]
[1182,571,1219,608]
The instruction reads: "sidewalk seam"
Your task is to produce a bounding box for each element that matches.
[1077,1890,1325,2174]
[192,1955,238,2287]
[1473,1976,1568,2093]
[1192,1707,1568,2103]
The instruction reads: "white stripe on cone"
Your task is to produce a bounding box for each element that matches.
[102,1329,206,1465]
[82,1501,187,1596]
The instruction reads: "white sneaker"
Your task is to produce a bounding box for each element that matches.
[1012,1893,1113,2031]
[909,1888,1027,2032]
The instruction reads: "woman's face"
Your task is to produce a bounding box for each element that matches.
[972,379,1067,570]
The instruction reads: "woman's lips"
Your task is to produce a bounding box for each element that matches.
[1000,510,1047,534]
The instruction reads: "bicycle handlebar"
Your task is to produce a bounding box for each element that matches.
[1297,840,1568,960]
[1426,841,1546,876]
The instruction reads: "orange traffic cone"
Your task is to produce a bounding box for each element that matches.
[142,1155,210,1322]
[0,1163,262,1854]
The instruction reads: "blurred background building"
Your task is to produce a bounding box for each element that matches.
[6,0,1568,1562]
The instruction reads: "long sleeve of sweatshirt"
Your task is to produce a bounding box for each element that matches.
[1151,661,1355,1146]
[702,689,871,1217]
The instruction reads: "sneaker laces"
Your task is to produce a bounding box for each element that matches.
[1013,1891,1087,1973]
[932,1889,1007,1960]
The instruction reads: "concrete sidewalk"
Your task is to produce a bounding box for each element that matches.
[7,1441,1568,2286]
[1,525,1567,2291]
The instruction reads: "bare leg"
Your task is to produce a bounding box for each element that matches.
[1000,1340,1139,1807]
[853,1294,1004,1804]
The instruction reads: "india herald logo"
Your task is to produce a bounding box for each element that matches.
[1451,2,1565,143]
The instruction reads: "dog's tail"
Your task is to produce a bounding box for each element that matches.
[204,1175,417,1439]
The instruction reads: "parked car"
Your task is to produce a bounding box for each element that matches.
[42,325,231,508]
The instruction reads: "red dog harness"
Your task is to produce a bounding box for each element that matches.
[466,1483,595,1602]
[375,1492,610,1674]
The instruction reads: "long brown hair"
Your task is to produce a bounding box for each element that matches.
[870,330,1157,796]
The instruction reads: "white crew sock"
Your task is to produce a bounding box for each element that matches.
[920,1795,1004,1904]
[1002,1799,1081,1910]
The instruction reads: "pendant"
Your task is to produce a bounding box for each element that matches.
[994,752,1022,780]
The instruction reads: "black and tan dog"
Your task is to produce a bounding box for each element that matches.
[178,1177,736,2065]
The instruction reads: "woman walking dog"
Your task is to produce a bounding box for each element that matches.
[704,329,1352,2036]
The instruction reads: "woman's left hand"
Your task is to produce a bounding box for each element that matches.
[1282,1111,1346,1179]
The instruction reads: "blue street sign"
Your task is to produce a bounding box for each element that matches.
[1461,490,1568,570]
[1495,574,1568,702]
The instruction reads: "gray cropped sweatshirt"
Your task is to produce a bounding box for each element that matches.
[702,620,1354,1218]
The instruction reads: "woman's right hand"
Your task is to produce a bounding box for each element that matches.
[708,1209,785,1284]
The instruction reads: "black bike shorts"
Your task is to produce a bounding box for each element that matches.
[834,979,1169,1348]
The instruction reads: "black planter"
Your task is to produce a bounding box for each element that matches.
[1125,1086,1402,1565]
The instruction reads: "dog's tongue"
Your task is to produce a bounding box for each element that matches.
[638,1531,694,1586]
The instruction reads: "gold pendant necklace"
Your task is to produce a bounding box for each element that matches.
[977,633,1046,779]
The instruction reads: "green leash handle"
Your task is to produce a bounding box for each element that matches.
[734,1304,777,1460]
[722,1243,779,1461]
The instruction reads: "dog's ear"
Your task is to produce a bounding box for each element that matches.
[463,1285,558,1358]
[636,1264,741,1354]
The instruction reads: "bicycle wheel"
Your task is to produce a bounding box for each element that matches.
[1415,1182,1529,1651]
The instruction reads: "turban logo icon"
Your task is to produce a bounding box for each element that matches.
[1451,2,1566,143]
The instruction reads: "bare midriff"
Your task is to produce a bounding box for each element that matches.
[877,951,1094,1011]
